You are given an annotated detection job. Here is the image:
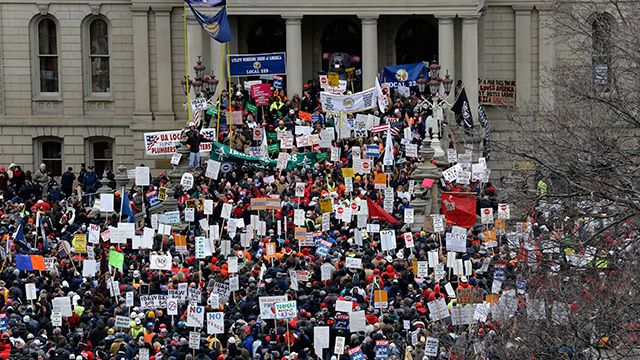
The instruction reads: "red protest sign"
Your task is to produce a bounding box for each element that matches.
[250,84,272,106]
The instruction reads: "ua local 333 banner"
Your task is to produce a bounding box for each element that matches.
[144,129,216,156]
[228,52,287,77]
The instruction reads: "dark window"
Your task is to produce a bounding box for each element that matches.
[92,141,113,177]
[592,14,613,89]
[89,19,110,93]
[38,18,59,93]
[41,141,62,176]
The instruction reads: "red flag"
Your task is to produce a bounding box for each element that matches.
[367,198,400,225]
[442,192,476,229]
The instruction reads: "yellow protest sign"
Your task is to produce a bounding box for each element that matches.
[374,290,388,309]
[374,173,387,186]
[73,234,87,253]
[158,187,167,201]
[341,168,355,178]
[328,72,339,87]
[319,199,333,214]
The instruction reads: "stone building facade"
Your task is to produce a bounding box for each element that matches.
[0,0,564,178]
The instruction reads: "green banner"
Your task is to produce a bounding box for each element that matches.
[209,142,327,171]
[246,103,258,114]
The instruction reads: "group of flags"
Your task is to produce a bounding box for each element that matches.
[186,0,232,43]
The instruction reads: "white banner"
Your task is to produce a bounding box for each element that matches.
[143,128,216,156]
[319,88,376,114]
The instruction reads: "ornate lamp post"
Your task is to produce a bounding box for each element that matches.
[421,59,453,161]
[181,56,218,97]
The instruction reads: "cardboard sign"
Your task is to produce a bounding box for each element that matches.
[373,290,388,309]
[150,254,172,271]
[456,288,484,304]
[206,312,224,334]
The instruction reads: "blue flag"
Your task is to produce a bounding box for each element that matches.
[122,192,135,223]
[186,0,225,6]
[12,224,24,242]
[186,3,232,43]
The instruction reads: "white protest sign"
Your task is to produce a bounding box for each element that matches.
[115,315,130,329]
[315,326,330,349]
[275,300,297,319]
[295,182,306,197]
[82,260,97,278]
[345,257,362,269]
[207,312,224,334]
[404,232,414,248]
[150,254,172,271]
[167,297,178,315]
[186,305,205,328]
[139,348,150,360]
[335,300,353,313]
[203,199,214,215]
[404,208,414,224]
[88,224,100,244]
[334,337,345,355]
[349,310,366,332]
[100,193,114,212]
[135,166,150,186]
[126,291,134,307]
[170,152,182,165]
[25,283,36,301]
[52,297,72,317]
[180,173,194,190]
[205,160,221,179]
[221,203,232,219]
[498,204,510,219]
[259,295,288,319]
[189,331,201,350]
[425,337,439,357]
[481,208,494,224]
[184,207,195,222]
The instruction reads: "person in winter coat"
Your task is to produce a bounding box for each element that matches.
[60,167,76,198]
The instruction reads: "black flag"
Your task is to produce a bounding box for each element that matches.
[478,105,489,128]
[452,87,474,130]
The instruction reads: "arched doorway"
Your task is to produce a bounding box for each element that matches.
[321,19,361,72]
[247,19,285,54]
[395,19,437,64]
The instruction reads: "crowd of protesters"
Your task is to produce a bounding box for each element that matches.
[0,76,582,360]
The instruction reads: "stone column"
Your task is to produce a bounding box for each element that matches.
[284,16,303,97]
[462,16,479,120]
[210,36,228,101]
[437,16,455,100]
[538,7,555,110]
[187,15,204,101]
[359,16,378,90]
[514,5,532,107]
[132,7,152,121]
[154,7,174,120]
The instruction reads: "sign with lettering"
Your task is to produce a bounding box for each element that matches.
[478,79,516,106]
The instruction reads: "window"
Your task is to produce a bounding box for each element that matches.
[86,138,114,177]
[37,139,63,176]
[592,13,614,89]
[88,18,110,93]
[37,18,59,93]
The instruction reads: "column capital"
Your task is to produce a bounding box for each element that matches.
[535,4,555,14]
[358,15,379,24]
[130,5,149,13]
[283,15,303,24]
[512,4,534,13]
[151,5,174,13]
[461,16,479,24]
[434,15,455,21]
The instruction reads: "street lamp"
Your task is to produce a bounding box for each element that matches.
[421,58,453,160]
[181,56,218,98]
[417,74,428,94]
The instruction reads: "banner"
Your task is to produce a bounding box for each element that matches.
[320,88,376,113]
[380,62,429,88]
[209,141,327,171]
[478,79,516,106]
[442,192,477,229]
[144,128,216,156]
[228,52,286,77]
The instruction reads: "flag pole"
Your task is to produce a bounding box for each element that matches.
[227,38,233,147]
[183,1,192,124]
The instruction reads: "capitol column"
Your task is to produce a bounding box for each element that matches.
[514,5,532,106]
[187,14,204,101]
[538,6,555,110]
[284,16,303,97]
[437,16,455,101]
[462,16,479,120]
[154,7,174,121]
[359,16,378,90]
[132,6,151,121]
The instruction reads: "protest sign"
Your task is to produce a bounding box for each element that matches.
[259,295,288,319]
[150,254,171,271]
[275,300,297,319]
[320,88,376,113]
[186,305,205,328]
[206,312,224,334]
[229,52,286,77]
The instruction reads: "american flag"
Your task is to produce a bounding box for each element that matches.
[370,124,389,133]
[146,134,159,151]
[389,118,403,137]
